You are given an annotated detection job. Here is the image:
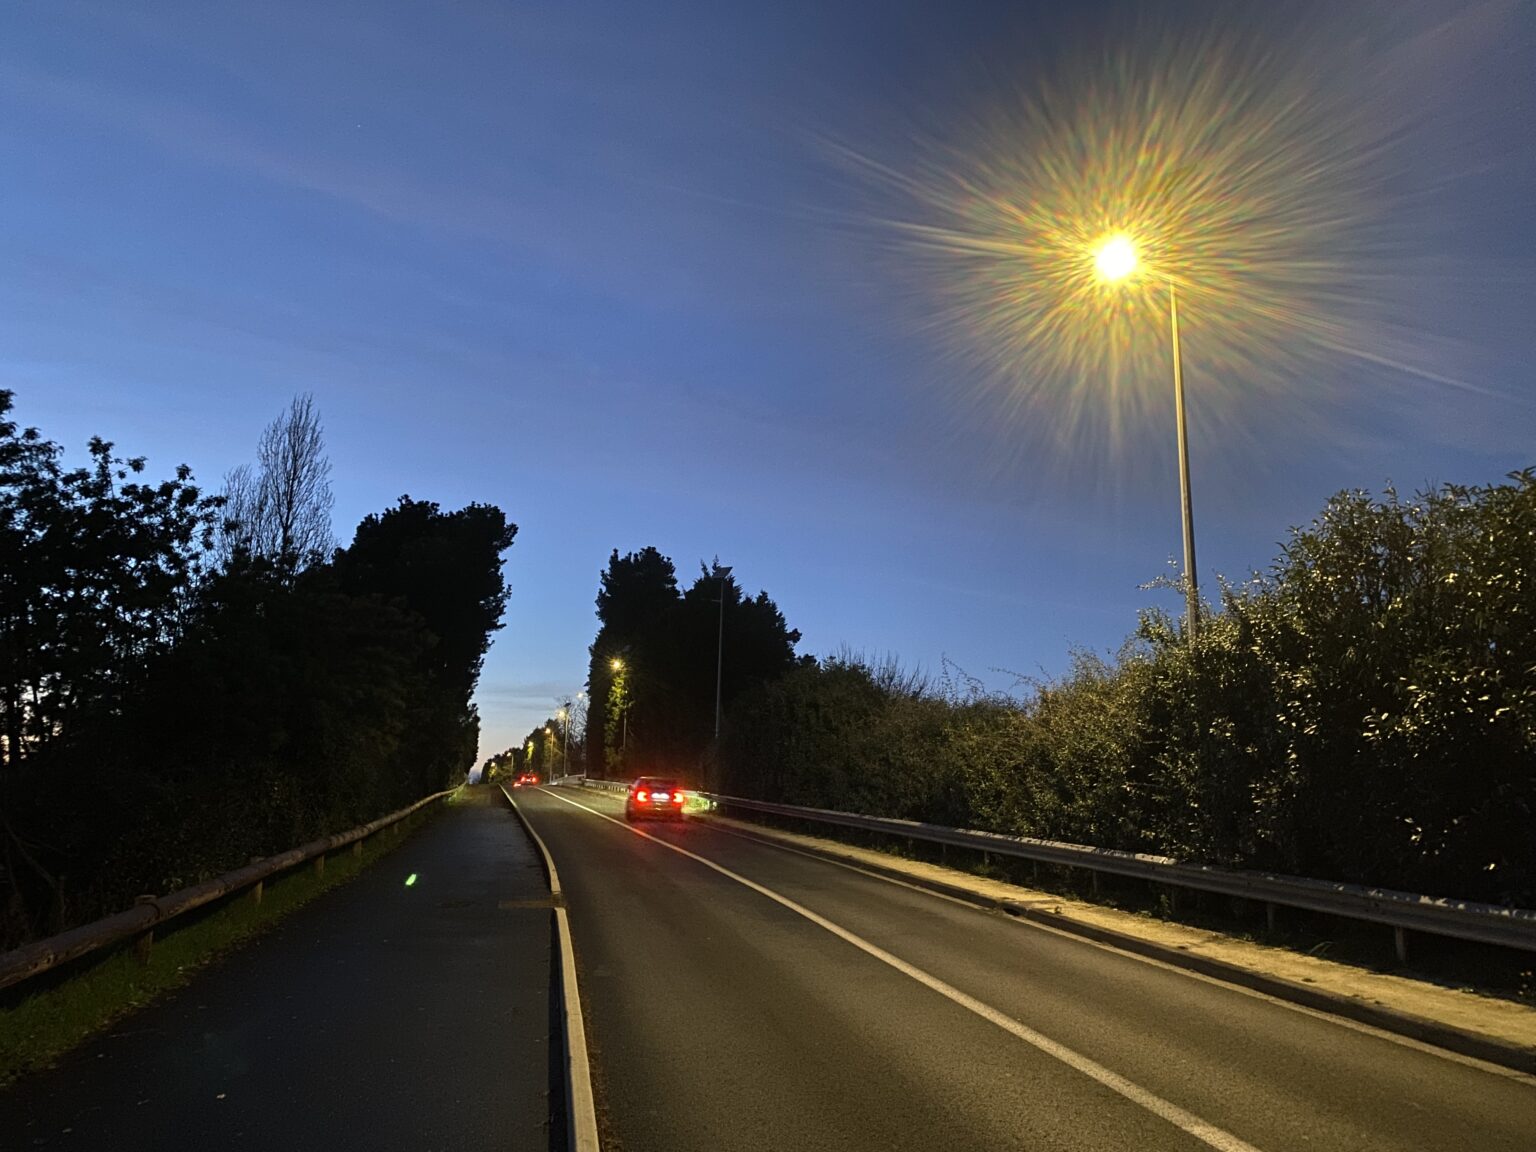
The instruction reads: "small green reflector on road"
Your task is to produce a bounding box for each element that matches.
[405,873,418,887]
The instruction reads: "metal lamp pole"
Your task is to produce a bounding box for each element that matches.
[714,565,733,743]
[560,701,571,781]
[1168,279,1199,640]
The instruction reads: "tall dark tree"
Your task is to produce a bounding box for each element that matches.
[336,497,517,792]
[221,393,334,573]
[582,547,800,779]
[585,547,680,775]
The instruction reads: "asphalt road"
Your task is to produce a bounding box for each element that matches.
[0,786,553,1151]
[515,785,1536,1152]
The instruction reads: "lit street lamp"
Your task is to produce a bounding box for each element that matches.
[557,703,570,781]
[610,658,628,752]
[1093,234,1200,639]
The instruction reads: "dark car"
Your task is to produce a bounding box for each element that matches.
[625,776,686,821]
[512,772,539,787]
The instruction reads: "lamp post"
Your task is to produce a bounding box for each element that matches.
[1093,235,1200,639]
[714,565,733,743]
[610,658,628,752]
[558,702,570,781]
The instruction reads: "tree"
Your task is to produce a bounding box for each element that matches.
[336,497,517,792]
[585,547,680,776]
[221,393,334,573]
[582,547,801,777]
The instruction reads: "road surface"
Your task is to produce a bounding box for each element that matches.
[516,784,1536,1152]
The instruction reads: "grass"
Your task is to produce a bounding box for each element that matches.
[0,801,445,1087]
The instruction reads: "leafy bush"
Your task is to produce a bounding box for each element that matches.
[721,472,1536,905]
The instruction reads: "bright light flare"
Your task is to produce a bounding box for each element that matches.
[864,18,1413,459]
[1094,235,1139,283]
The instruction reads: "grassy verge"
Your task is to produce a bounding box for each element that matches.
[0,798,449,1087]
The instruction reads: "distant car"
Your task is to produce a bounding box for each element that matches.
[625,776,686,821]
[512,772,539,787]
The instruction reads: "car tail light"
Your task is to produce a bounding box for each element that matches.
[672,792,684,804]
[636,790,649,803]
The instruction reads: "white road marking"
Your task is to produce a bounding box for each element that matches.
[696,815,1536,1088]
[503,786,600,1152]
[539,786,1266,1152]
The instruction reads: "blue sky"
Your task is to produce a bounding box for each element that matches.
[3,1,1533,763]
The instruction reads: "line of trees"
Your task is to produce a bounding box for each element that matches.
[718,473,1536,905]
[582,548,803,782]
[0,392,515,947]
[482,698,586,784]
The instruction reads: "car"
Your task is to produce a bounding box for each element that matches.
[512,772,539,787]
[625,776,686,821]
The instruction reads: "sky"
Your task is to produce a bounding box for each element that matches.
[3,0,1533,765]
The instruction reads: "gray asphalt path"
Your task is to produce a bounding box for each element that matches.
[0,786,552,1151]
[517,785,1536,1152]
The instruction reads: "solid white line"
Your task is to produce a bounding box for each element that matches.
[696,816,1536,1087]
[502,786,600,1152]
[542,787,1265,1152]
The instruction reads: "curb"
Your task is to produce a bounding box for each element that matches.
[500,786,602,1152]
[703,814,1536,1078]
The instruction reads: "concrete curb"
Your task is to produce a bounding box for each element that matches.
[500,786,602,1152]
[704,815,1536,1078]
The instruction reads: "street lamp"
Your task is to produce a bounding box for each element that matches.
[714,565,733,742]
[610,659,628,752]
[557,701,571,781]
[1092,234,1200,639]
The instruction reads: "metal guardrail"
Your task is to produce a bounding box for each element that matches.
[0,787,458,992]
[701,794,1536,959]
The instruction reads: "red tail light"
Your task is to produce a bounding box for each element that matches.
[636,790,649,803]
[672,792,684,804]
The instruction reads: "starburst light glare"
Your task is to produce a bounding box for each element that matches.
[876,20,1397,455]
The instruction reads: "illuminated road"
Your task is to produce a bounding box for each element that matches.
[516,785,1536,1152]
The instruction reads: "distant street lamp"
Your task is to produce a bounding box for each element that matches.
[557,704,570,781]
[1092,234,1200,639]
[610,658,628,752]
[714,565,733,743]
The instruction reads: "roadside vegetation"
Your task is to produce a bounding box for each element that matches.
[483,546,802,786]
[0,391,515,951]
[0,798,445,1086]
[719,472,1536,908]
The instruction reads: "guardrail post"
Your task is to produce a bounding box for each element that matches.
[1394,926,1409,965]
[313,854,326,880]
[133,895,156,965]
[1265,902,1277,935]
[352,840,363,859]
[1089,870,1099,898]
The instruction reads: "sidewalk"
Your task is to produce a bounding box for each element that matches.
[0,786,554,1151]
[704,811,1536,1072]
